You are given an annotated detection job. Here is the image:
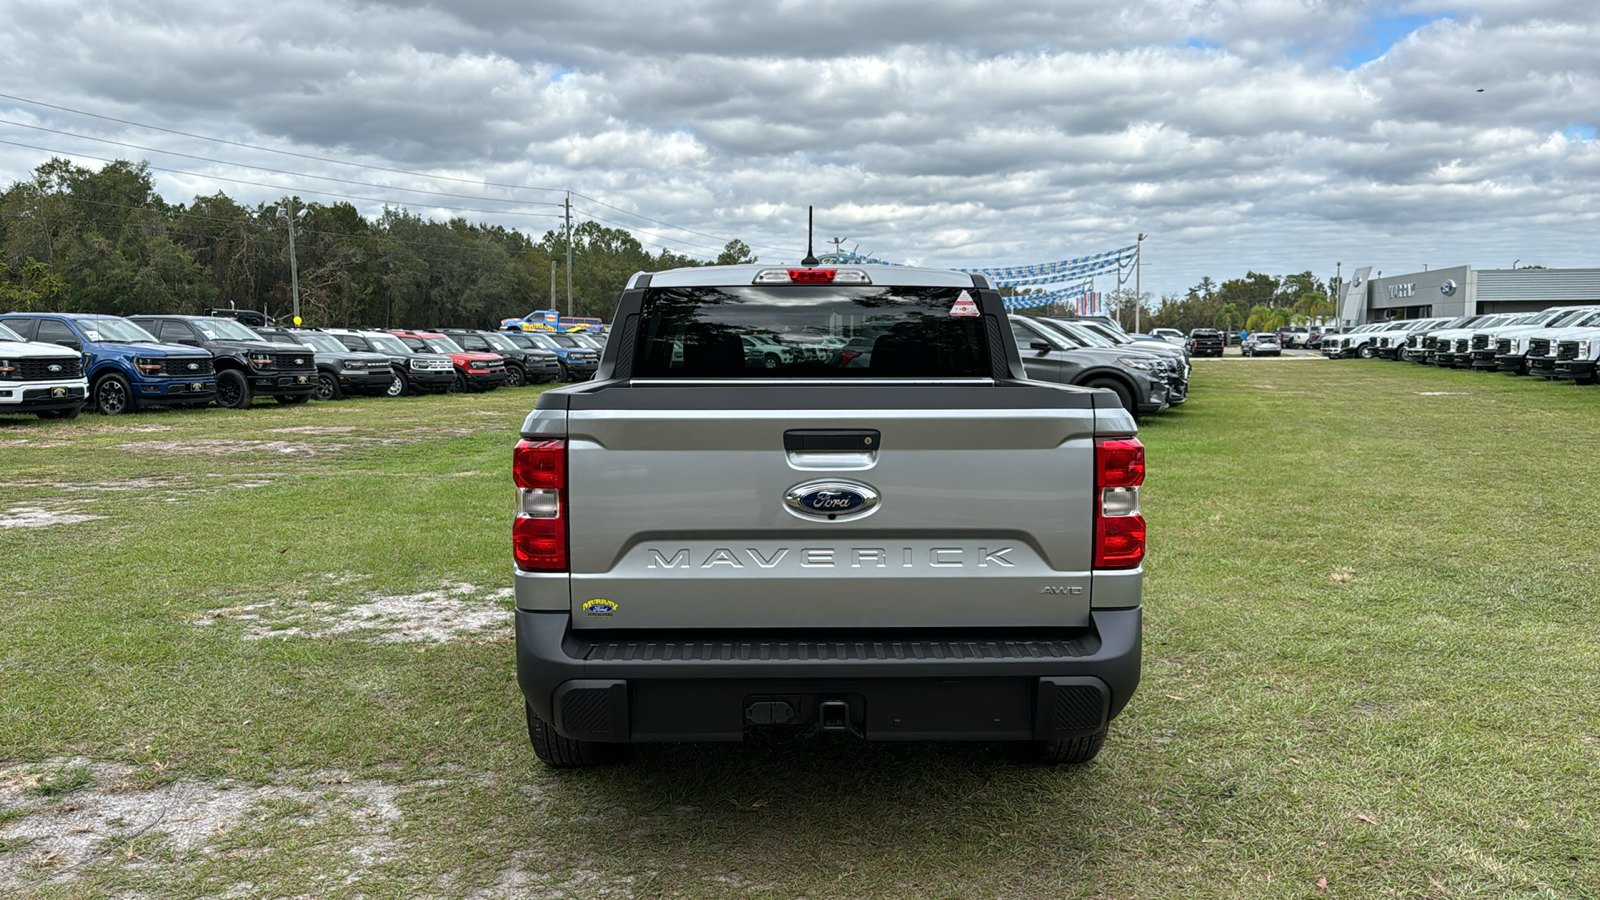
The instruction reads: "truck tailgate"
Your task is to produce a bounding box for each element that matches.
[559,382,1098,629]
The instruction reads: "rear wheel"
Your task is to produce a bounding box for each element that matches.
[1012,728,1108,765]
[315,371,342,401]
[93,374,136,415]
[215,369,253,409]
[1082,377,1135,414]
[526,702,623,768]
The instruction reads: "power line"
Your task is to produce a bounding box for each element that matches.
[0,91,569,195]
[569,190,796,255]
[0,138,568,221]
[6,180,711,264]
[0,118,564,209]
[0,91,760,255]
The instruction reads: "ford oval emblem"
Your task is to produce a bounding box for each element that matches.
[187,363,199,370]
[785,480,880,520]
[48,363,62,372]
[294,358,305,365]
[1439,279,1456,295]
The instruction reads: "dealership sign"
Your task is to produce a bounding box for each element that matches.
[1387,283,1417,299]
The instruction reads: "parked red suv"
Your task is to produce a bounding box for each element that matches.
[387,330,507,392]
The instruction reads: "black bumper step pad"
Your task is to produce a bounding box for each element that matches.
[576,635,1094,663]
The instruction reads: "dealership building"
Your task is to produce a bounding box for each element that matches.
[1339,265,1600,325]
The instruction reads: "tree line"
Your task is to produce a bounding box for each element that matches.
[0,157,759,328]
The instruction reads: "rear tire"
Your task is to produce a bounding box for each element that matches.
[215,369,253,409]
[1082,377,1135,414]
[1012,728,1108,765]
[526,702,623,768]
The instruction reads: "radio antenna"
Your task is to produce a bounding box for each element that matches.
[801,206,819,266]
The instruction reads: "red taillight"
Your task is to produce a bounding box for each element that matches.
[514,516,567,571]
[1096,437,1145,488]
[513,439,567,571]
[1094,437,1146,569]
[787,268,836,284]
[514,439,565,489]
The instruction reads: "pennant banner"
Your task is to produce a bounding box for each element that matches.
[817,245,1136,290]
[957,245,1138,281]
[1001,282,1096,310]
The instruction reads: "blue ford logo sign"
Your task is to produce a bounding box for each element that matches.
[1440,279,1456,295]
[785,480,880,520]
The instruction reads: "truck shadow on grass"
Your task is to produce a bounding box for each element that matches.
[515,736,1119,892]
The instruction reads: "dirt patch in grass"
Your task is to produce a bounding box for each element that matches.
[0,506,105,529]
[0,760,404,891]
[192,582,515,644]
[114,439,344,458]
[268,425,363,435]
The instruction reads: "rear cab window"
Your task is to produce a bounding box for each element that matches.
[634,285,990,378]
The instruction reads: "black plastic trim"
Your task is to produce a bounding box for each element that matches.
[515,607,1141,741]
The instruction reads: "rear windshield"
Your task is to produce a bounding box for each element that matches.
[635,285,990,378]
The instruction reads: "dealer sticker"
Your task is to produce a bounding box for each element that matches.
[949,291,979,317]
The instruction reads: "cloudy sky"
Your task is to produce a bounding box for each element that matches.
[1,0,1597,299]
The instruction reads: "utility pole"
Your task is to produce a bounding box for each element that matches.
[1333,261,1342,327]
[550,263,556,308]
[563,192,573,318]
[1134,233,1147,332]
[280,199,302,326]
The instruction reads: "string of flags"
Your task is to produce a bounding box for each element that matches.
[818,242,1134,316]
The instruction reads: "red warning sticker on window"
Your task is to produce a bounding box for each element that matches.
[949,291,979,317]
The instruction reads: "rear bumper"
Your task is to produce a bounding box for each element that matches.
[515,607,1142,743]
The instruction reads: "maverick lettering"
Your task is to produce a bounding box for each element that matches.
[646,546,1015,569]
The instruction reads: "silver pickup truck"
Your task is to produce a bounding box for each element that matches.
[511,263,1144,767]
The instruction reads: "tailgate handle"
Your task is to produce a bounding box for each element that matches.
[784,429,880,452]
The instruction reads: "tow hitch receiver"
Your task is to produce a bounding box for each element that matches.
[818,699,850,732]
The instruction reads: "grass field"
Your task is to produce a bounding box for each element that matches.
[2,361,1597,898]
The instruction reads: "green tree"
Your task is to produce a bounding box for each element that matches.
[0,258,65,311]
[715,239,757,266]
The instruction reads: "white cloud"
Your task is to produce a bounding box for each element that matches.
[1,0,1598,293]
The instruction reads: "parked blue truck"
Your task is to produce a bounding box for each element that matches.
[0,313,217,414]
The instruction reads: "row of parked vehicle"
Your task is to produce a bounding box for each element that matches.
[0,311,606,418]
[1008,314,1191,418]
[1319,306,1600,383]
